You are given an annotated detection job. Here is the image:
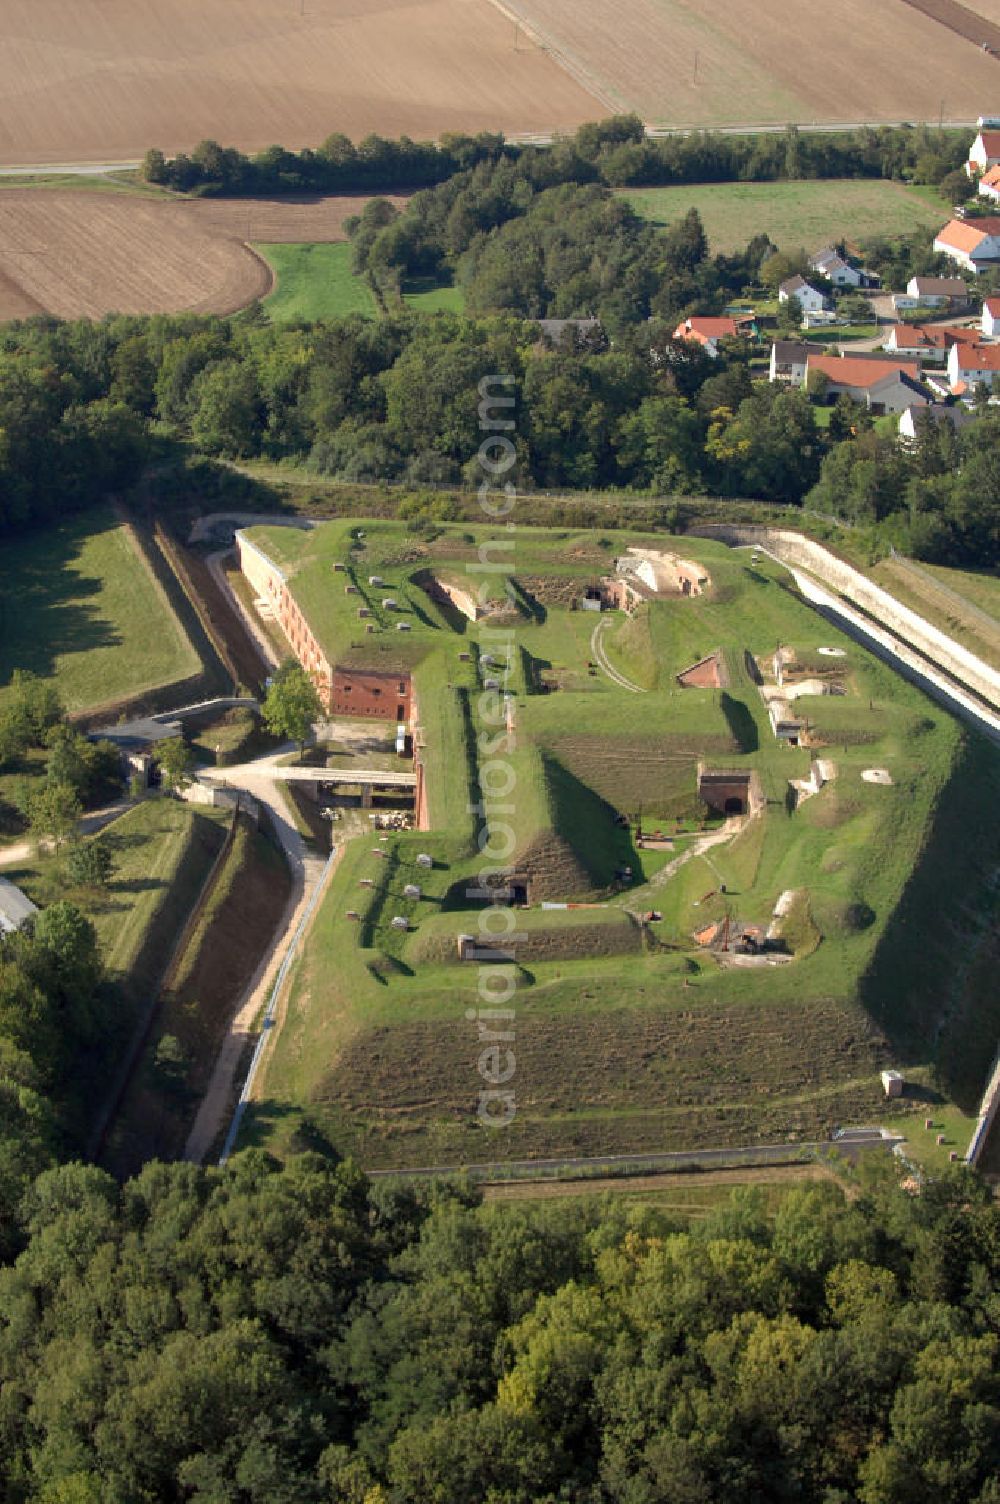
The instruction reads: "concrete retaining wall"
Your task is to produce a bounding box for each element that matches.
[689,525,1000,712]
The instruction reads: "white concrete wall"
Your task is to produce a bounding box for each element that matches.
[689,525,1000,714]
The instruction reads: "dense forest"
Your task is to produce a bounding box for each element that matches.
[2,299,999,564]
[0,1146,999,1502]
[142,116,970,198]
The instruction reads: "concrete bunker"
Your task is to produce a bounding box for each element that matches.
[697,764,764,817]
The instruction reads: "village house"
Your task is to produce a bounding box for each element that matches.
[905,275,969,307]
[947,339,1000,392]
[809,246,862,287]
[933,218,1000,273]
[778,275,825,314]
[806,353,928,415]
[978,163,1000,202]
[881,323,980,363]
[982,295,1000,335]
[966,119,1000,177]
[898,402,973,444]
[672,314,750,356]
[768,339,825,383]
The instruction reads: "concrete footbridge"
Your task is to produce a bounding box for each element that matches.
[201,763,416,789]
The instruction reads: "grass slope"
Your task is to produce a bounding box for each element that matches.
[0,508,199,714]
[257,242,377,321]
[622,179,946,254]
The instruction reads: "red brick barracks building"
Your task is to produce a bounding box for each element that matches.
[237,531,413,723]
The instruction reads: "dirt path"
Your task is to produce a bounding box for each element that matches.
[591,616,646,693]
[482,1160,840,1201]
[183,753,327,1163]
[0,798,136,869]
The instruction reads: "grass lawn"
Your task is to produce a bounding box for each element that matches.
[257,242,377,321]
[622,178,946,255]
[401,276,465,314]
[237,519,1000,1173]
[0,507,200,715]
[7,798,230,1000]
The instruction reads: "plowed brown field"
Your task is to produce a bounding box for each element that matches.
[0,191,409,321]
[497,0,1000,125]
[0,0,599,168]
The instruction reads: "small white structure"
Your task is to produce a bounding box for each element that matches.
[369,574,385,586]
[391,916,409,931]
[862,768,894,785]
[403,883,421,899]
[0,878,38,936]
[382,597,398,610]
[416,853,433,869]
[802,308,841,328]
[881,1070,904,1099]
[396,621,411,632]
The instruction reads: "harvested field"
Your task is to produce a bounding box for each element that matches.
[0,192,269,319]
[497,0,1000,125]
[0,190,401,321]
[899,0,1000,51]
[0,0,599,168]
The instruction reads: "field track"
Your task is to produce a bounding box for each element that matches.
[497,0,1000,126]
[0,192,411,321]
[0,0,599,167]
[899,0,1000,50]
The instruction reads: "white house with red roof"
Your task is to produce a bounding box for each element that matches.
[672,314,749,357]
[882,324,979,363]
[933,217,1000,272]
[979,164,1000,202]
[967,123,1000,177]
[947,340,1000,392]
[982,297,1000,336]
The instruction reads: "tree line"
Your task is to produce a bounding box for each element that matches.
[0,1145,997,1502]
[142,116,969,197]
[3,300,999,564]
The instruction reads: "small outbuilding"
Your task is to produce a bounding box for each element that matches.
[881,1069,904,1099]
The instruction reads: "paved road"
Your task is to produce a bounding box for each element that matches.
[184,750,331,1163]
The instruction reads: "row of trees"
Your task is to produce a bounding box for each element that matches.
[142,116,969,197]
[4,300,1000,561]
[0,1148,998,1501]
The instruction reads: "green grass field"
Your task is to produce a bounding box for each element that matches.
[0,508,200,714]
[238,519,1000,1174]
[8,798,229,999]
[256,243,465,321]
[622,178,946,254]
[257,242,377,321]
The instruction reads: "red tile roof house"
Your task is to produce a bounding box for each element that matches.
[982,296,1000,336]
[805,354,928,415]
[672,314,751,357]
[882,323,980,363]
[933,218,1000,273]
[947,340,1000,392]
[966,127,1000,178]
[979,163,1000,202]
